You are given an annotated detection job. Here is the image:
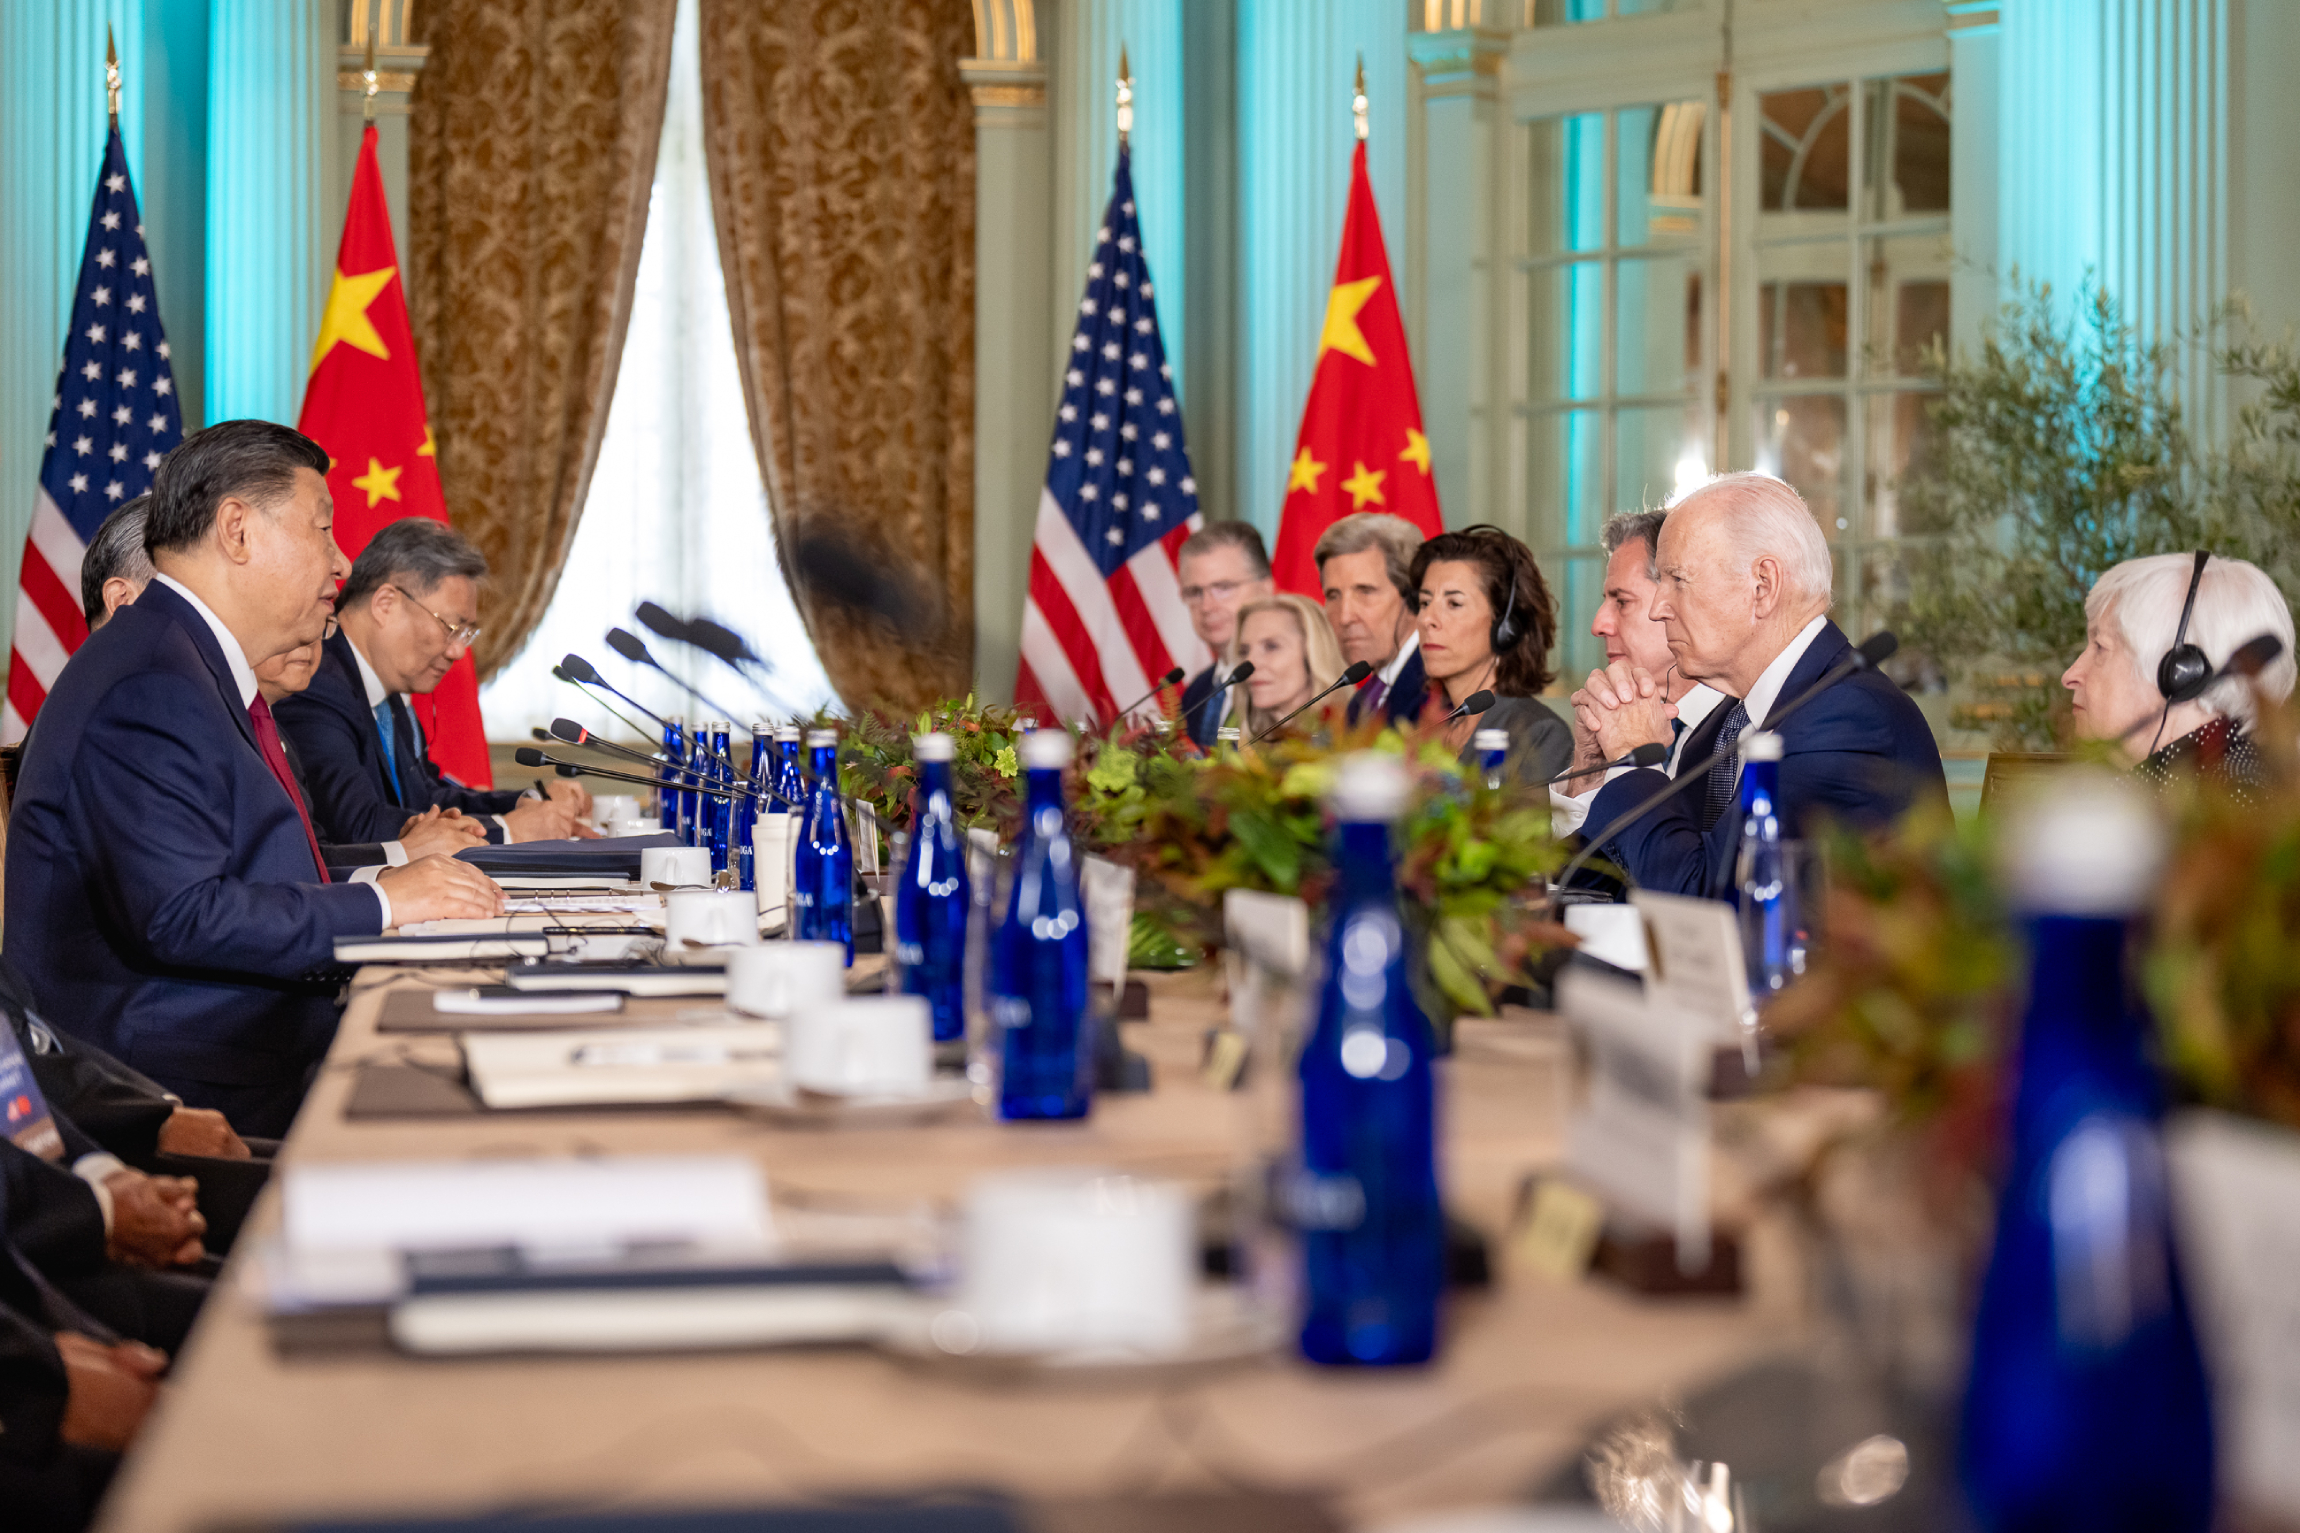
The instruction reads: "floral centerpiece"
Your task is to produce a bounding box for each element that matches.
[838,695,1035,836]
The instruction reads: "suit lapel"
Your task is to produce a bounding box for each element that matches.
[139,582,260,755]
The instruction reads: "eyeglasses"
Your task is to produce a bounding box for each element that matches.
[1180,578,1249,606]
[390,584,482,648]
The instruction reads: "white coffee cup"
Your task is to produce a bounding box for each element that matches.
[611,816,659,838]
[664,890,759,949]
[725,941,846,1021]
[640,845,713,889]
[954,1169,1194,1354]
[591,794,642,830]
[783,995,931,1096]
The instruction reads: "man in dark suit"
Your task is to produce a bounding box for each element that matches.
[275,517,589,846]
[1174,522,1275,745]
[1578,473,1947,898]
[1315,511,1430,727]
[0,1165,168,1533]
[6,421,506,1136]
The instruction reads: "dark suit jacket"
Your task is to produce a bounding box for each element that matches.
[274,730,388,876]
[1583,620,1949,899]
[5,971,173,1167]
[1347,646,1430,728]
[0,1165,73,1478]
[5,581,381,1135]
[1179,664,1225,747]
[1463,695,1573,788]
[274,629,522,846]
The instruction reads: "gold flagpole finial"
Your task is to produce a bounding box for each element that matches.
[1116,43,1134,146]
[1352,55,1368,142]
[361,0,381,122]
[105,25,121,124]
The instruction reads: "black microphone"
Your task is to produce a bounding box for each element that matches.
[516,747,766,805]
[1249,661,1376,744]
[1198,661,1255,735]
[635,601,696,645]
[547,717,795,809]
[1442,688,1496,724]
[1544,741,1669,786]
[1109,666,1187,725]
[1549,629,1900,900]
[607,627,747,725]
[549,665,657,742]
[561,653,678,735]
[2115,632,2287,744]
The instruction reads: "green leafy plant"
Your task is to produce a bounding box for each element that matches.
[1104,716,1571,1018]
[838,695,1034,836]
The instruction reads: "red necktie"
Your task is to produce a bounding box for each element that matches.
[247,694,331,883]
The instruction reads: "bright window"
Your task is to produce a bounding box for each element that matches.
[478,0,835,742]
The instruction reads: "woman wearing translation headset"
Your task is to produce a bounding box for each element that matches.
[2063,550,2297,803]
[1409,526,1573,788]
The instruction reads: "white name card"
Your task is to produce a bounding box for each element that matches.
[1222,890,1311,1047]
[1082,856,1136,991]
[1631,889,1757,1047]
[1559,966,1712,1270]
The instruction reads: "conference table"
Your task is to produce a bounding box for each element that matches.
[94,907,1819,1533]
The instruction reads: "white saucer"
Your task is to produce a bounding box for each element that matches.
[724,1076,976,1129]
[875,1286,1284,1384]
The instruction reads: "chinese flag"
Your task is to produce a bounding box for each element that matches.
[1271,142,1443,597]
[296,123,492,787]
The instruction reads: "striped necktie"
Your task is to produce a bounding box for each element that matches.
[1700,701,1751,830]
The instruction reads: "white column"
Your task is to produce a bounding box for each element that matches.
[1235,0,1412,542]
[1406,26,1509,531]
[205,0,334,425]
[1996,0,2229,435]
[965,47,1055,703]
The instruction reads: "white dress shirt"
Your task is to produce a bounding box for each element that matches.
[1550,679,1726,837]
[153,575,392,925]
[1377,628,1420,689]
[347,630,516,843]
[1742,613,1830,729]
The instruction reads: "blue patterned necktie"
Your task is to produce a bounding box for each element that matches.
[1700,701,1750,830]
[374,700,405,803]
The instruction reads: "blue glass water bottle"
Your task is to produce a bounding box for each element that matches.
[775,726,804,809]
[792,728,854,963]
[704,721,734,874]
[1961,775,2214,1532]
[896,731,971,1045]
[1473,727,1510,791]
[734,723,769,891]
[1735,730,1799,1003]
[659,717,685,832]
[685,725,713,848]
[992,729,1091,1120]
[1296,752,1442,1367]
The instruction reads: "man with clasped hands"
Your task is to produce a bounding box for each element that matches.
[1566,472,1945,897]
[5,421,504,1137]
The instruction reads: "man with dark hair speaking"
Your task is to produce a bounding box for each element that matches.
[277,516,590,847]
[6,421,505,1135]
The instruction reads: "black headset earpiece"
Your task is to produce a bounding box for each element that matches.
[1456,524,1527,652]
[2156,549,2213,703]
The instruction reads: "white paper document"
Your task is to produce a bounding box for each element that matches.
[461,1023,782,1110]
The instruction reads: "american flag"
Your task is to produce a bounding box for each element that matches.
[1014,146,1209,725]
[4,125,182,742]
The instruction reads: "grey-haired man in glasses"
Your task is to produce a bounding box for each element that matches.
[275,516,592,846]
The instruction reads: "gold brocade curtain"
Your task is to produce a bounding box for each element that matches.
[697,0,977,712]
[405,0,677,681]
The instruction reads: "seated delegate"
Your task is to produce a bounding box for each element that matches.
[1575,473,1947,898]
[1408,526,1573,787]
[275,516,590,847]
[4,421,505,1136]
[2062,550,2297,801]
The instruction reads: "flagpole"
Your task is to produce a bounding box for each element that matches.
[105,26,121,125]
[1115,43,1133,147]
[361,0,382,122]
[1353,55,1368,142]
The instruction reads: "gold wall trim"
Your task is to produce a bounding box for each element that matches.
[337,68,418,92]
